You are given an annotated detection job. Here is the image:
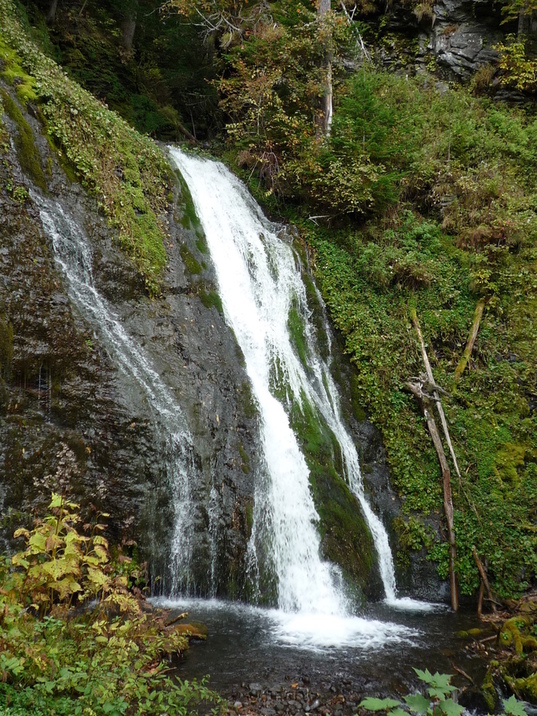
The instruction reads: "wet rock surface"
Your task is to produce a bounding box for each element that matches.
[0,83,260,597]
[0,79,442,601]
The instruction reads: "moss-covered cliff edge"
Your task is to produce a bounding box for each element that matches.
[0,0,268,596]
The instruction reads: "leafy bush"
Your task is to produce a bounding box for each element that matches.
[357,669,527,716]
[0,495,222,716]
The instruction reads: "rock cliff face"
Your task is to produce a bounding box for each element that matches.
[0,83,261,597]
[430,0,503,77]
[377,0,506,80]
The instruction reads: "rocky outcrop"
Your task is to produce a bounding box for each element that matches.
[430,0,502,78]
[377,0,505,81]
[0,83,261,598]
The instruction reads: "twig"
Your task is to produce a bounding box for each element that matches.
[472,547,497,614]
[454,298,486,384]
[452,665,474,685]
[410,308,458,611]
[165,611,189,627]
[411,313,463,488]
[307,215,331,224]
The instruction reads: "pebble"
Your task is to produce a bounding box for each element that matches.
[225,677,366,716]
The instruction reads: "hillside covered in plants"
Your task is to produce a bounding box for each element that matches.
[3,0,537,710]
[2,0,537,628]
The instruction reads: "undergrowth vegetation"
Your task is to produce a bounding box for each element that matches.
[215,20,537,596]
[285,72,537,597]
[0,494,221,715]
[357,668,527,716]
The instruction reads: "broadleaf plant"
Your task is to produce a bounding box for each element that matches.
[357,670,528,716]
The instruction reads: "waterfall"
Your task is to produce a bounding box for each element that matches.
[169,148,399,610]
[32,192,197,594]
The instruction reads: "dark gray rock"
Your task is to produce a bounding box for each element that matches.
[432,21,501,77]
[0,82,260,600]
[375,0,505,81]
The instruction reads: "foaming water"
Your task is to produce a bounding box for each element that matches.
[385,597,447,612]
[153,597,418,651]
[272,611,416,650]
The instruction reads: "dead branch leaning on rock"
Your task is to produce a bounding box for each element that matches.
[408,308,459,611]
[454,298,486,385]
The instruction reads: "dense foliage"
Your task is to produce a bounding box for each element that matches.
[291,74,537,597]
[358,668,527,716]
[0,495,220,715]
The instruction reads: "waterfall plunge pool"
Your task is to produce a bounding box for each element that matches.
[154,597,488,708]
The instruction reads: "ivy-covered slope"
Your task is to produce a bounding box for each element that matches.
[295,72,537,598]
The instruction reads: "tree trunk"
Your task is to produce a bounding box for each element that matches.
[317,0,333,136]
[47,0,59,24]
[121,14,137,53]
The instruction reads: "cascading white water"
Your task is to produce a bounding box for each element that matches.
[169,148,399,610]
[32,192,197,593]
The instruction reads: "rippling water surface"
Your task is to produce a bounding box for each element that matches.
[155,598,486,697]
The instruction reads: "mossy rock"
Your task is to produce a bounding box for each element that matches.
[509,673,537,704]
[287,393,381,597]
[0,88,46,190]
[179,244,202,275]
[310,462,380,598]
[480,665,500,713]
[0,316,13,378]
[499,616,533,654]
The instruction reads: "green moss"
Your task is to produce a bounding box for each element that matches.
[349,373,367,422]
[0,88,46,190]
[0,315,13,378]
[301,201,537,598]
[179,244,202,275]
[175,169,204,239]
[289,395,339,470]
[311,461,376,593]
[287,305,308,367]
[238,443,250,474]
[481,666,498,713]
[0,0,171,294]
[0,36,38,104]
[199,289,223,313]
[238,381,258,419]
[286,392,377,593]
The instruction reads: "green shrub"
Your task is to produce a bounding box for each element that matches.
[0,495,222,715]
